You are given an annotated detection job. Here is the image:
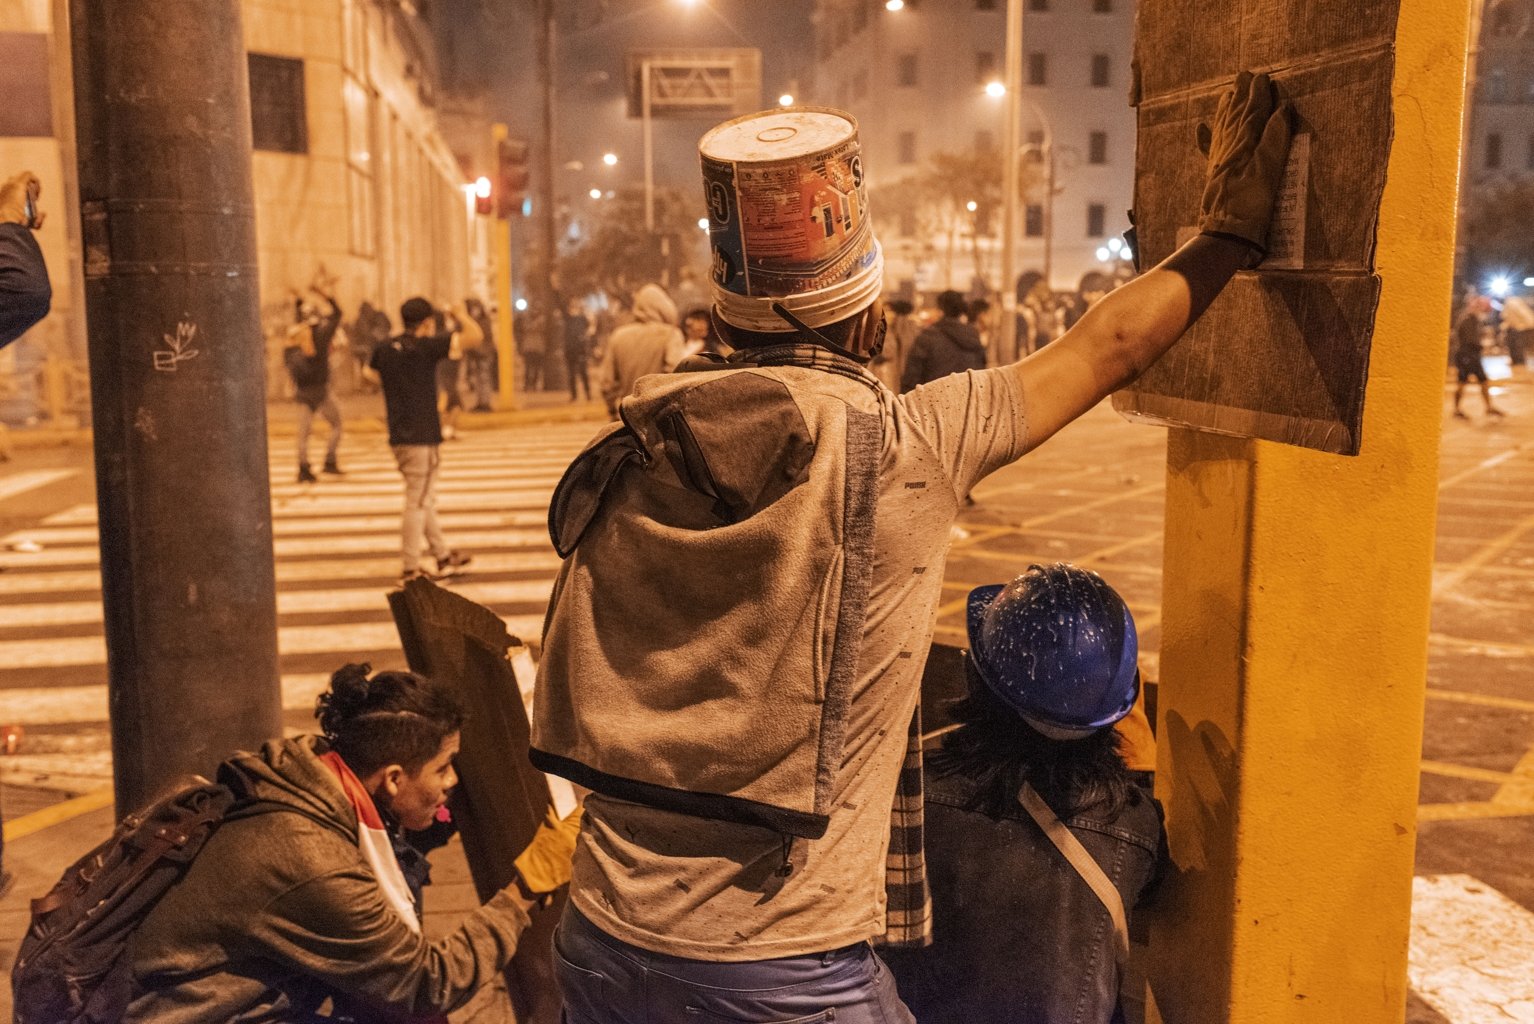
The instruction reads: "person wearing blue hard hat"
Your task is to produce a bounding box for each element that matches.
[883,563,1168,1024]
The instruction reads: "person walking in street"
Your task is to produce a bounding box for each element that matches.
[1499,293,1533,372]
[535,74,1291,1024]
[563,297,593,402]
[286,282,346,482]
[366,297,481,585]
[519,301,549,393]
[900,289,987,393]
[881,564,1165,1024]
[0,170,50,353]
[1452,295,1505,420]
[464,296,497,411]
[596,282,683,416]
[116,663,578,1023]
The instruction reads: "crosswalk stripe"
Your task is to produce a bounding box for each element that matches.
[1410,874,1534,1023]
[6,509,553,548]
[0,469,78,504]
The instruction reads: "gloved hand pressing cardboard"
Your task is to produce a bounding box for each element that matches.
[1196,71,1293,261]
[512,804,583,898]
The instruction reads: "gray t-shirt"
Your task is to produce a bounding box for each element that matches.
[569,365,1030,960]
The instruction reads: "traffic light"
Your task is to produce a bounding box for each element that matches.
[497,137,530,219]
[473,176,493,216]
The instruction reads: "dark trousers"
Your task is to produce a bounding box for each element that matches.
[565,348,590,400]
[553,905,915,1024]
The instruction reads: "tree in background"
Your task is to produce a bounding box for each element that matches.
[1462,180,1534,286]
[555,187,708,303]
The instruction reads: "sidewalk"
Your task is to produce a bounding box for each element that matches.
[1,388,609,454]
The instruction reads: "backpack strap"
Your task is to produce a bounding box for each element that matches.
[1018,782,1130,967]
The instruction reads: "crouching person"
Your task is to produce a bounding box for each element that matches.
[882,564,1167,1024]
[121,664,572,1023]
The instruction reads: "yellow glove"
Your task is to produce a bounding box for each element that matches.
[513,804,583,895]
[0,172,41,228]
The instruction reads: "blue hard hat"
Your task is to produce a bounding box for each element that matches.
[966,563,1139,737]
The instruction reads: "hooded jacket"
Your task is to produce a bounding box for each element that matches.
[598,283,685,408]
[0,222,50,350]
[124,736,528,1024]
[901,316,986,393]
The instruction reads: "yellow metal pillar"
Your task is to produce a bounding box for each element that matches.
[492,123,518,410]
[1145,2,1468,1021]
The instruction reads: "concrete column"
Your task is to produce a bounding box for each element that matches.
[1144,1,1468,1020]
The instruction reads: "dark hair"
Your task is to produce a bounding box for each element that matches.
[886,299,915,316]
[683,307,711,323]
[936,290,968,319]
[315,663,465,778]
[400,297,435,330]
[927,658,1137,819]
[717,305,868,353]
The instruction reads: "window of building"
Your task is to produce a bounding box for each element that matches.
[343,77,375,257]
[854,0,869,30]
[976,51,997,85]
[1087,203,1106,238]
[1025,204,1044,237]
[1088,130,1108,164]
[1487,131,1505,170]
[1029,0,1049,10]
[898,53,919,87]
[248,53,308,154]
[898,131,918,165]
[1028,52,1047,86]
[1093,0,1113,11]
[976,0,998,9]
[975,129,995,152]
[1487,68,1509,103]
[1091,54,1112,87]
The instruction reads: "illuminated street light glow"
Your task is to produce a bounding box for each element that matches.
[984,80,1006,99]
[602,152,618,167]
[779,93,795,107]
[966,200,978,212]
[474,176,491,199]
[1107,236,1123,254]
[886,0,904,10]
[589,188,603,200]
[698,217,710,231]
[1096,246,1111,262]
[514,298,528,312]
[1524,276,1534,287]
[1490,275,1512,297]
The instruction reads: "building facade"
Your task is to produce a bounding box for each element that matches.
[1466,0,1534,192]
[0,0,481,423]
[810,0,1136,297]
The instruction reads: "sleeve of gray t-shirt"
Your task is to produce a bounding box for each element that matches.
[897,366,1029,500]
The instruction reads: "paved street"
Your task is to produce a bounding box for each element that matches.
[0,376,1531,1021]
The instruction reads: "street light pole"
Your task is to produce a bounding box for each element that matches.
[998,0,1024,366]
[642,58,656,235]
[69,0,281,810]
[538,0,560,358]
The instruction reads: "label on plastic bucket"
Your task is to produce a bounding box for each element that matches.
[701,108,878,307]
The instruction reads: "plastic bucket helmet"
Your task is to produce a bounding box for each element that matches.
[698,106,883,334]
[966,563,1140,739]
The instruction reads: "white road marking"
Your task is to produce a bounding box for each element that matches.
[1410,874,1534,1023]
[0,469,77,505]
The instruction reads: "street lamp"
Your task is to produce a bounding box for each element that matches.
[984,80,1007,99]
[602,152,619,167]
[589,188,603,200]
[779,93,795,107]
[966,200,979,212]
[886,0,904,9]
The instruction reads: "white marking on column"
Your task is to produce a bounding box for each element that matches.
[1409,874,1534,1023]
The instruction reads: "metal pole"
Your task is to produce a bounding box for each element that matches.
[492,123,518,408]
[1043,132,1055,302]
[69,0,281,810]
[538,0,560,358]
[643,59,656,235]
[998,0,1023,366]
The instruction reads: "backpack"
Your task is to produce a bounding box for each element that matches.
[10,778,235,1024]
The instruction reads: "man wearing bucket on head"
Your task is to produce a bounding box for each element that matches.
[534,74,1290,1022]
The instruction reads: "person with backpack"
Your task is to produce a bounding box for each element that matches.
[14,664,579,1024]
[880,564,1167,1024]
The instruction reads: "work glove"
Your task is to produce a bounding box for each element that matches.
[0,172,42,228]
[513,804,583,895]
[1196,71,1293,260]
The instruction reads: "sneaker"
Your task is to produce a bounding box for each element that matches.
[397,568,441,587]
[1452,410,1470,420]
[322,458,344,475]
[297,463,318,483]
[436,550,472,577]
[1488,407,1506,418]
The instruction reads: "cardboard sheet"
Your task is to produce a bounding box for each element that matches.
[1115,0,1402,456]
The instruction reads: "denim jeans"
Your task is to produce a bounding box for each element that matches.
[393,444,448,573]
[296,396,342,466]
[553,906,916,1024]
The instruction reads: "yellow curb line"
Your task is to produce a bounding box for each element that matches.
[2,787,114,843]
